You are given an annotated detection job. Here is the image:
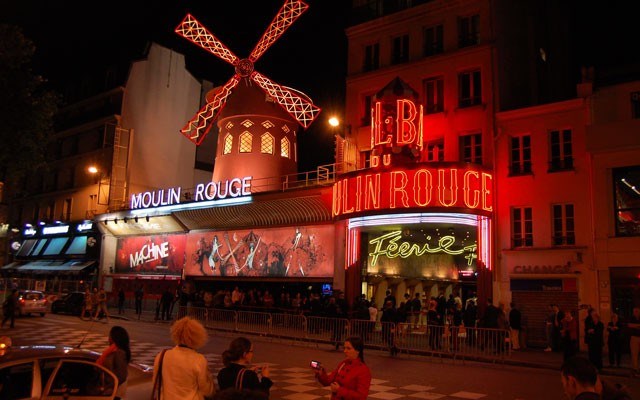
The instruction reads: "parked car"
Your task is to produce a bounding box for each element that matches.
[0,336,153,399]
[17,290,47,317]
[51,291,85,316]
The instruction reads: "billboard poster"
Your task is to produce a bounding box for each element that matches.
[115,234,186,275]
[185,225,334,278]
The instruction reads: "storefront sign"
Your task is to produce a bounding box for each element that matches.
[115,234,186,275]
[513,262,571,274]
[510,278,577,292]
[333,166,492,217]
[368,230,477,267]
[130,176,252,209]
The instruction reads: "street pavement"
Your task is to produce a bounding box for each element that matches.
[2,312,639,399]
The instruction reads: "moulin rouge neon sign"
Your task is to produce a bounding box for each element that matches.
[369,230,477,267]
[333,167,492,217]
[333,97,492,217]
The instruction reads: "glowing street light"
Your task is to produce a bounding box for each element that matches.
[87,166,98,174]
[328,116,340,127]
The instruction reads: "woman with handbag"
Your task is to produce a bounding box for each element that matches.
[152,316,215,399]
[217,337,272,398]
[313,336,371,400]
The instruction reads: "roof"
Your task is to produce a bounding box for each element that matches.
[0,345,99,363]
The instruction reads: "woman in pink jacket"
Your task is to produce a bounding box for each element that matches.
[313,336,371,400]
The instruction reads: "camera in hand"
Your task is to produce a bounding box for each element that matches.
[310,360,321,369]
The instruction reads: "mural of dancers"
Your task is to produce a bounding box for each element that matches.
[185,225,334,278]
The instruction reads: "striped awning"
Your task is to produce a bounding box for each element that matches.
[172,195,332,230]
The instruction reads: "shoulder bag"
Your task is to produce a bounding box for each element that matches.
[151,349,168,400]
[235,368,247,390]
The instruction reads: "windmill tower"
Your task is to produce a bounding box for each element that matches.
[175,0,321,190]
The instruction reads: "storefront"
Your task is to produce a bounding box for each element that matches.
[334,163,494,308]
[1,221,101,293]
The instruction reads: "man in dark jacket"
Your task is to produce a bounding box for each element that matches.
[381,300,398,355]
[1,289,18,328]
[509,302,522,350]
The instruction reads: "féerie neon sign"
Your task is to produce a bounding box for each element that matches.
[369,230,477,267]
[333,166,492,217]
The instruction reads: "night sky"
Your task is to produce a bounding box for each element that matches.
[3,1,639,170]
[3,0,348,170]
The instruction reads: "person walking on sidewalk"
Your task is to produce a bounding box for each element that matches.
[94,287,110,323]
[1,289,18,329]
[81,288,95,321]
[585,311,604,371]
[117,288,125,315]
[606,313,623,368]
[134,285,144,316]
[627,306,640,375]
[509,302,522,350]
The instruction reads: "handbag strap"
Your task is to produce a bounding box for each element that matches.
[235,368,247,390]
[153,349,168,398]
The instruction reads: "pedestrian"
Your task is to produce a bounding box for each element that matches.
[152,316,215,399]
[585,311,604,371]
[313,336,371,400]
[217,337,272,397]
[81,288,94,321]
[545,304,555,352]
[380,300,398,355]
[560,356,600,400]
[509,302,522,350]
[606,313,622,368]
[94,287,110,322]
[627,306,640,376]
[117,288,125,315]
[97,325,131,400]
[161,288,173,321]
[134,285,144,315]
[1,289,18,329]
[562,310,579,361]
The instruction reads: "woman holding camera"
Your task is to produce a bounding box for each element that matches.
[313,336,371,400]
[217,337,272,398]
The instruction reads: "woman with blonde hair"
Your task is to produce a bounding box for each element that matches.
[152,316,215,399]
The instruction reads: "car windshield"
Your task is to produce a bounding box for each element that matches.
[22,292,43,300]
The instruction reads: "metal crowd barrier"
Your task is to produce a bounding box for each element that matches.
[180,306,512,361]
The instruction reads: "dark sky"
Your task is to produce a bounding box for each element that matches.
[3,0,349,169]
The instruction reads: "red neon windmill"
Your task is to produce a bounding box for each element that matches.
[175,0,321,145]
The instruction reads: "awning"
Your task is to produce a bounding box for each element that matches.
[108,274,181,280]
[1,262,22,271]
[15,260,98,273]
[172,194,333,231]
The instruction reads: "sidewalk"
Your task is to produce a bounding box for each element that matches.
[112,310,635,378]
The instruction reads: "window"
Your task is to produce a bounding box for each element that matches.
[458,14,479,48]
[364,43,380,72]
[239,132,252,153]
[423,24,443,56]
[631,91,640,119]
[260,133,274,154]
[280,137,290,158]
[16,239,37,257]
[460,133,482,163]
[66,236,88,255]
[63,198,72,221]
[223,134,233,155]
[47,361,117,397]
[424,77,444,114]
[363,94,374,126]
[512,207,533,247]
[426,140,444,162]
[0,362,33,399]
[43,237,69,256]
[549,129,573,171]
[613,165,640,236]
[552,204,575,245]
[510,135,532,175]
[391,34,409,64]
[459,69,482,107]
